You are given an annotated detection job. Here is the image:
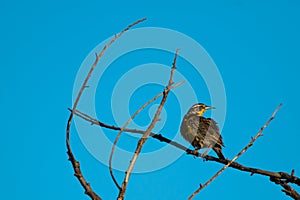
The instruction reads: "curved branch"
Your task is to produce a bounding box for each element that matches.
[66,18,146,200]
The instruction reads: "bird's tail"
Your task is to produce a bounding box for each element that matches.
[213,146,225,159]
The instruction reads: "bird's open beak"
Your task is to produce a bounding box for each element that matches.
[205,106,216,110]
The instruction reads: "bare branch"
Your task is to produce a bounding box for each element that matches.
[188,103,283,200]
[71,105,299,199]
[66,18,298,200]
[108,80,184,190]
[117,49,180,200]
[66,18,146,200]
[70,107,300,187]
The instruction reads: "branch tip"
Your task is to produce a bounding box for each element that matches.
[291,169,295,176]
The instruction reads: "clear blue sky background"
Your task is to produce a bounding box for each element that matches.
[1,0,300,199]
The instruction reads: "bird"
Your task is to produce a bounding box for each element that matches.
[180,103,225,159]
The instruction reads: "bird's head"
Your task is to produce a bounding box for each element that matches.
[188,103,215,117]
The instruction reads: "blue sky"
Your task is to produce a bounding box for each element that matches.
[1,0,300,199]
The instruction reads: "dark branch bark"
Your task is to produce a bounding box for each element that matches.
[270,176,300,199]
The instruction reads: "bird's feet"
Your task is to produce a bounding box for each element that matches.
[200,146,212,161]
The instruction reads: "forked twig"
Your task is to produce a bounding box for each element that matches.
[109,80,184,190]
[188,103,283,200]
[117,49,180,200]
[66,18,146,200]
[270,177,300,199]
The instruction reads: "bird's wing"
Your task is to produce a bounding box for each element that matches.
[201,117,225,147]
[180,114,201,144]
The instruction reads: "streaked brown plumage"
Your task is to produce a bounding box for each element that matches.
[180,103,225,159]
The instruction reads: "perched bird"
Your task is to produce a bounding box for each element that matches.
[180,103,225,159]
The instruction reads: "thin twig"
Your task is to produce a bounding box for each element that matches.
[66,18,146,200]
[270,176,300,200]
[109,80,184,190]
[117,49,180,200]
[188,103,283,200]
